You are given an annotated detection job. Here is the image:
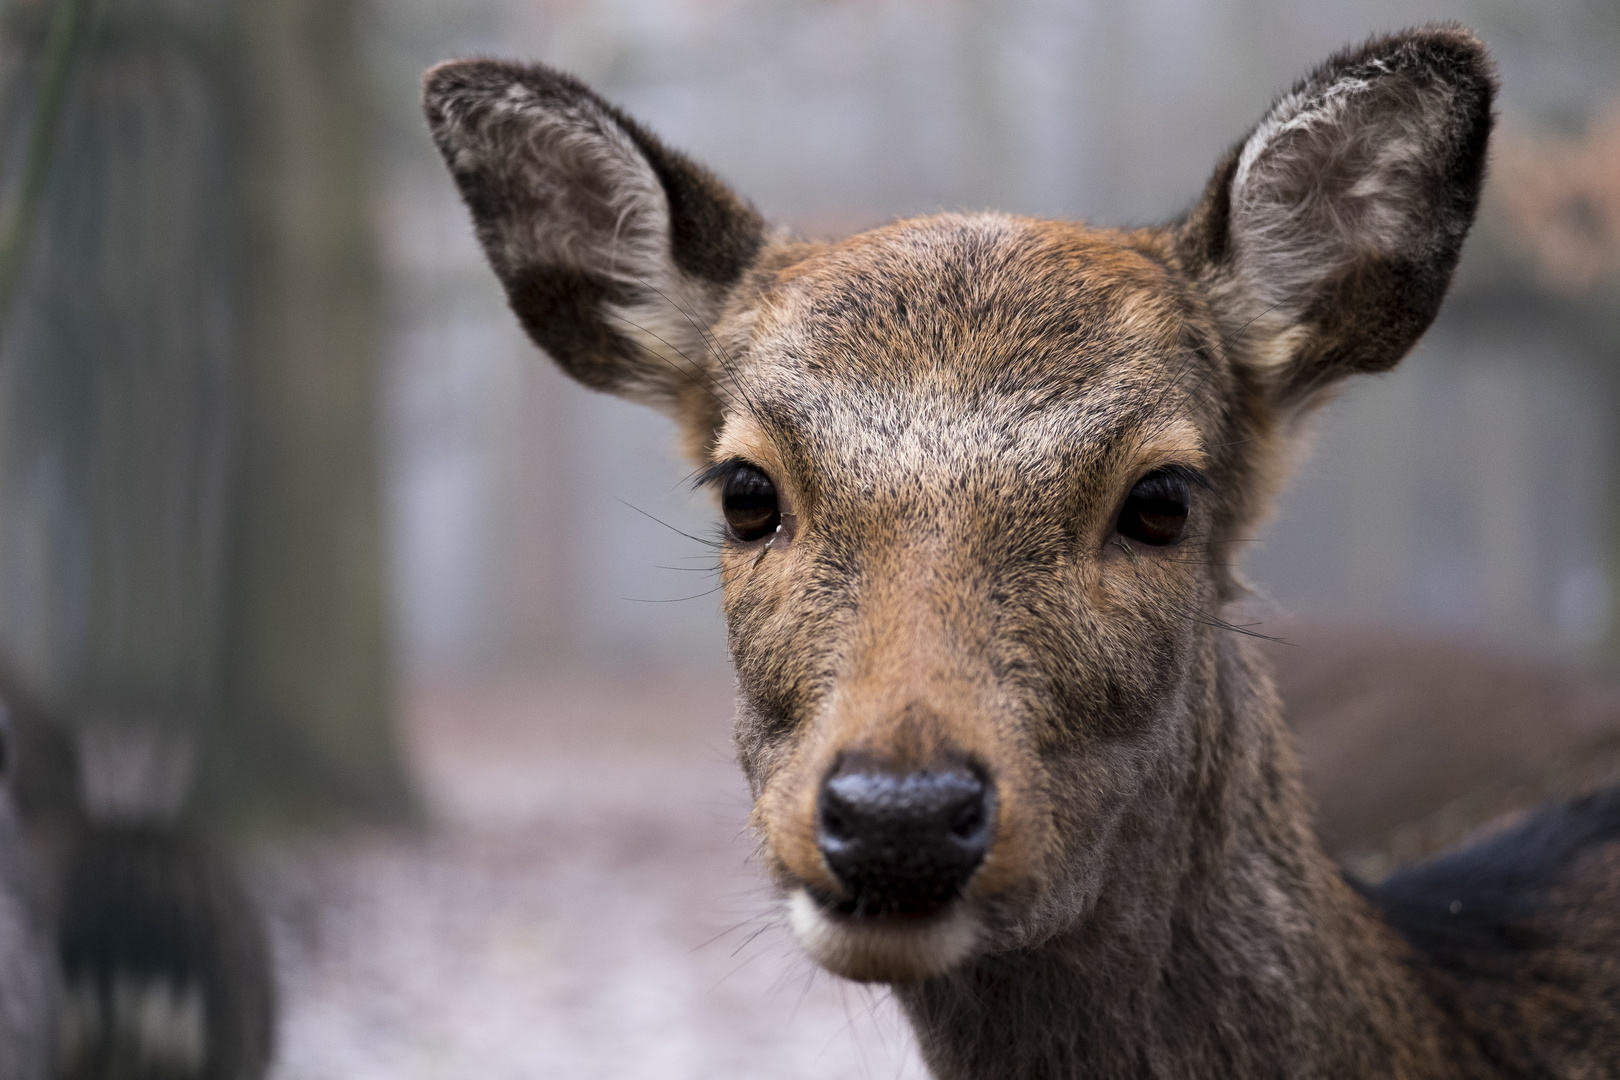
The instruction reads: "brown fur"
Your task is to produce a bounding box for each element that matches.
[428,25,1620,1078]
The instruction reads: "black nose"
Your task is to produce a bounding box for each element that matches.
[816,758,992,917]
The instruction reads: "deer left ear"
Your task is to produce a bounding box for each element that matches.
[423,59,766,414]
[1178,26,1495,408]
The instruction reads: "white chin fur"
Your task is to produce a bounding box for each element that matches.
[788,890,980,982]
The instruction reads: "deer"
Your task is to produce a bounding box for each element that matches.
[425,25,1620,1078]
[1264,623,1620,876]
[0,668,275,1080]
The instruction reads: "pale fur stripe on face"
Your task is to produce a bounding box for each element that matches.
[788,889,981,983]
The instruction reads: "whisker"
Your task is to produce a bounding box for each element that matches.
[622,585,725,603]
[629,273,769,424]
[1185,608,1290,642]
[605,311,738,411]
[729,921,776,959]
[616,499,723,549]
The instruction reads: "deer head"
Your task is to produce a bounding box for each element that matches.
[425,27,1493,985]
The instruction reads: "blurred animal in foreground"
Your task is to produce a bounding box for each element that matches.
[0,672,274,1080]
[428,23,1620,1079]
[0,710,60,1080]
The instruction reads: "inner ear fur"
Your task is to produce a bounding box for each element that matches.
[1177,26,1495,408]
[423,59,765,412]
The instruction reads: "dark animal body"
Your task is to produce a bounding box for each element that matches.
[426,26,1620,1078]
[1266,624,1620,874]
[0,673,275,1080]
[0,716,58,1080]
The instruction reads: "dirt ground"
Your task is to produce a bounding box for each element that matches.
[258,671,929,1080]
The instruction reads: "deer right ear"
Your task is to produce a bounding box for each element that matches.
[1177,27,1495,411]
[423,60,765,411]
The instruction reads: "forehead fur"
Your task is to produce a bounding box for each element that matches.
[715,213,1220,494]
[760,213,1185,390]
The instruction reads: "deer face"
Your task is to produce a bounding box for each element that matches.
[426,28,1492,983]
[706,218,1240,979]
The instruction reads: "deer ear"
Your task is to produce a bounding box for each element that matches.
[424,60,765,409]
[1178,27,1495,408]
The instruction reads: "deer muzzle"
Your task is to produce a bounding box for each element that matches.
[778,735,1006,982]
[814,754,993,918]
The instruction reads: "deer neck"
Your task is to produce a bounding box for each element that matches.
[893,634,1466,1080]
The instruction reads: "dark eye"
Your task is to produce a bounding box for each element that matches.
[1116,469,1190,547]
[722,464,781,542]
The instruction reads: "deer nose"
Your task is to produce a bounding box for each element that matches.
[816,759,992,917]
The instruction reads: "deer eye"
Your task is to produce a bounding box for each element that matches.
[722,464,781,543]
[1116,469,1190,547]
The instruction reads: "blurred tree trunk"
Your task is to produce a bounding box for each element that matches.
[0,0,239,816]
[0,0,411,829]
[208,0,412,827]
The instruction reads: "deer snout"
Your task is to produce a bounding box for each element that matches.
[816,758,993,917]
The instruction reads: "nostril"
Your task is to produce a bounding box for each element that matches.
[818,795,853,844]
[814,759,994,917]
[948,797,986,841]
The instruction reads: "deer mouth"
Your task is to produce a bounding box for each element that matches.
[787,888,981,982]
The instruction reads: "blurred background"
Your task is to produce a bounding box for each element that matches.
[1,0,1617,1077]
